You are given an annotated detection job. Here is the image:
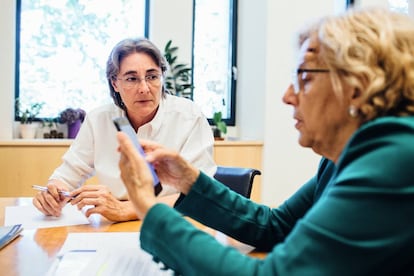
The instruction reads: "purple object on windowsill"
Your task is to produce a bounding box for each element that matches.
[67,119,82,138]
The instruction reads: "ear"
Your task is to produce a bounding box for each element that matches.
[348,87,363,107]
[351,88,361,99]
[111,79,120,92]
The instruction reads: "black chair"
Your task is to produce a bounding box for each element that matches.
[213,166,261,198]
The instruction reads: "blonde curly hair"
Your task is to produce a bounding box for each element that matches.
[299,7,414,123]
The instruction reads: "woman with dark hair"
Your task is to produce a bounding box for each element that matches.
[33,38,216,222]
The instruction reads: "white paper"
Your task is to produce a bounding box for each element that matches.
[47,232,173,276]
[58,232,139,254]
[4,204,91,229]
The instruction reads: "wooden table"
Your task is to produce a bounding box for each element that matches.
[0,198,266,276]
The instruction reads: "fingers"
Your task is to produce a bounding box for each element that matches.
[32,181,69,217]
[46,180,72,203]
[32,191,64,217]
[117,132,143,164]
[70,186,111,212]
[75,197,100,213]
[145,147,177,164]
[140,139,162,153]
[81,202,113,219]
[70,189,136,221]
[118,131,197,194]
[45,182,64,201]
[81,200,138,221]
[69,186,121,220]
[117,131,134,153]
[117,132,157,219]
[70,185,103,205]
[117,132,152,185]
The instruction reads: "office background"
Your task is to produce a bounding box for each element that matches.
[0,0,396,205]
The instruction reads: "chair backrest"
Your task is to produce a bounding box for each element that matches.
[213,166,261,198]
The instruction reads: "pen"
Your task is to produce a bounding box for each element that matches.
[32,185,73,198]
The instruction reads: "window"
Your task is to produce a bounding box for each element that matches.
[388,0,408,13]
[16,0,238,125]
[192,0,237,125]
[347,0,409,13]
[16,0,148,118]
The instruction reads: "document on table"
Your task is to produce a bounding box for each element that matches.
[47,232,173,276]
[4,204,91,229]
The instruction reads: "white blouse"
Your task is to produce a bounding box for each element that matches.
[49,94,217,198]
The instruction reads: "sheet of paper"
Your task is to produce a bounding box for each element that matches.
[4,204,91,229]
[47,232,173,276]
[57,232,140,255]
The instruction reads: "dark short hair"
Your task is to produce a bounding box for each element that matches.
[106,38,168,109]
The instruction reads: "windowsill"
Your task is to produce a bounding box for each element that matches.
[0,139,74,146]
[0,139,263,147]
[213,140,263,146]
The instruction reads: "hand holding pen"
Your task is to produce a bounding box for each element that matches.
[32,181,73,217]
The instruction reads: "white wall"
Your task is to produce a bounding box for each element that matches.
[355,0,390,7]
[236,1,266,140]
[262,0,348,206]
[148,0,193,63]
[0,0,16,140]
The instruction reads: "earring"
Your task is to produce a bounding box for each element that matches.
[348,105,358,118]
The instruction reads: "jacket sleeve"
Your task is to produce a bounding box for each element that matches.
[174,172,319,250]
[139,171,321,275]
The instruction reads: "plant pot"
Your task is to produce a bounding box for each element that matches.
[67,119,82,138]
[213,128,224,140]
[19,124,38,139]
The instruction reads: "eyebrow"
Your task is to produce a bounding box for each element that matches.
[122,68,160,76]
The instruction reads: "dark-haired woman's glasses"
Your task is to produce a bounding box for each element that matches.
[117,74,162,89]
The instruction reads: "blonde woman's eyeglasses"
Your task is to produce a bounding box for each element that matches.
[292,68,329,94]
[117,74,162,89]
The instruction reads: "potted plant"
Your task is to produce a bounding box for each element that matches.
[42,117,63,139]
[163,40,193,99]
[212,111,227,140]
[59,108,86,138]
[15,98,44,138]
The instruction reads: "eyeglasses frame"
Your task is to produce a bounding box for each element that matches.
[292,68,330,94]
[116,73,163,89]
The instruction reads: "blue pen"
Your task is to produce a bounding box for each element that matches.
[32,185,73,198]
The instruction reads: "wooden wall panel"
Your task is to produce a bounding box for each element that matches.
[0,140,263,202]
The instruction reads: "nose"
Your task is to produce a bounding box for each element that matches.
[136,79,150,93]
[282,84,297,106]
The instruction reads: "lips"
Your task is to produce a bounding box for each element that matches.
[293,115,302,129]
[135,99,152,104]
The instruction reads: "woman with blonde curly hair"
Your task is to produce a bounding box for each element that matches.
[117,7,414,275]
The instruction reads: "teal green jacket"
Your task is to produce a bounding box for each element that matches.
[140,117,414,275]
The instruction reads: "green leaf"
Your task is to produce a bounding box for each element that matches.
[213,111,227,134]
[163,39,193,99]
